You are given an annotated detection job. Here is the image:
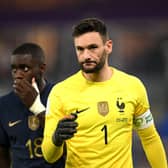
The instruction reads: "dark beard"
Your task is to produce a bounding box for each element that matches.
[80,52,106,73]
[80,62,103,73]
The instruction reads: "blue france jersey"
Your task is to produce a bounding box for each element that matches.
[0,82,65,168]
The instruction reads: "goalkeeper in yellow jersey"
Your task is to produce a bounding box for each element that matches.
[42,18,167,168]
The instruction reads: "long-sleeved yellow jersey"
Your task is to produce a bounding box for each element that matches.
[42,67,167,168]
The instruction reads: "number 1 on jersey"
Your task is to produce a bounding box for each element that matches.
[101,125,108,144]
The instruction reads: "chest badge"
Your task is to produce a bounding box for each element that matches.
[97,101,109,116]
[28,115,40,131]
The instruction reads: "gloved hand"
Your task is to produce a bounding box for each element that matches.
[52,115,78,146]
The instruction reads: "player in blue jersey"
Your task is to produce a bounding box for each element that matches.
[0,43,65,168]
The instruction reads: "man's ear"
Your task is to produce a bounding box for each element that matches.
[40,63,46,73]
[105,40,113,54]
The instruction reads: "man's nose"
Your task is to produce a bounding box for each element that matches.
[13,69,24,79]
[82,49,91,58]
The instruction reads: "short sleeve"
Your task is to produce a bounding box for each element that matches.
[0,120,10,146]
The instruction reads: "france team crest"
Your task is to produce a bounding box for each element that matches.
[28,115,40,131]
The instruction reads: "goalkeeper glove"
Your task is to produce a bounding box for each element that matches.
[52,115,78,146]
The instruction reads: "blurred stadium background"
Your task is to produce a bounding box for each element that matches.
[0,0,167,167]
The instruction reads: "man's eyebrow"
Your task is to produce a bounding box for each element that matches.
[11,64,29,68]
[76,46,84,49]
[76,44,98,49]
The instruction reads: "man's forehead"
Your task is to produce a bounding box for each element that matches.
[74,32,103,46]
[11,54,33,64]
[12,54,32,59]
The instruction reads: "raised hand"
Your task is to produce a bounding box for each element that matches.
[52,115,78,146]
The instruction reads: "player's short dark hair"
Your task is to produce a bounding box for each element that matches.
[12,42,45,63]
[72,18,109,42]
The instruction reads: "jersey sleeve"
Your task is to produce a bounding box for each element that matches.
[137,125,168,168]
[134,78,150,116]
[133,78,154,130]
[42,86,64,163]
[0,98,10,146]
[133,79,167,167]
[0,119,10,147]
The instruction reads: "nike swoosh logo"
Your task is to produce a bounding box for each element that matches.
[8,120,22,127]
[71,107,90,119]
[75,107,90,114]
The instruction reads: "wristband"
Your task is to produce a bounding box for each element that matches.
[29,94,46,115]
[29,79,46,115]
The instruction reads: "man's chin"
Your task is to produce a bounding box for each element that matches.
[81,64,99,73]
[82,68,97,73]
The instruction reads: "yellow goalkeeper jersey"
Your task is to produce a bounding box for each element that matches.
[43,67,160,168]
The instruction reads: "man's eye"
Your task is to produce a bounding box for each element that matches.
[11,68,17,73]
[23,66,29,72]
[77,47,84,51]
[88,45,98,50]
[11,65,30,73]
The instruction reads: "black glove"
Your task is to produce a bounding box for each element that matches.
[52,116,78,146]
